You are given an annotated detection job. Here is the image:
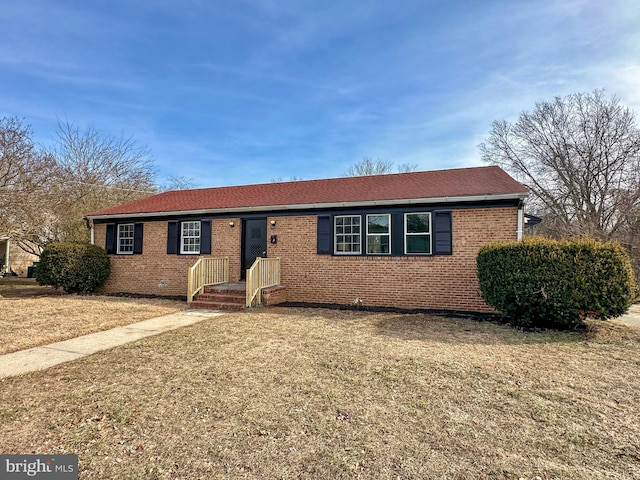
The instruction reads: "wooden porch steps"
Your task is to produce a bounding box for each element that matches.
[190,283,246,311]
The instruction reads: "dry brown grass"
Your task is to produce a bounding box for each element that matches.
[0,288,186,354]
[0,308,639,479]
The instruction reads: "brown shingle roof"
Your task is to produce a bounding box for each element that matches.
[86,166,528,219]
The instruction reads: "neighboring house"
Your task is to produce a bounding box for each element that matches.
[0,237,39,277]
[85,166,528,313]
[524,213,543,235]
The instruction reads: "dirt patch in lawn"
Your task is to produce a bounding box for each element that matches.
[0,307,638,479]
[0,295,186,355]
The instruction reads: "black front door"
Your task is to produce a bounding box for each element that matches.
[241,218,267,279]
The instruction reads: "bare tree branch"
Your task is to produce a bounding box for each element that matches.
[479,90,640,241]
[49,121,158,244]
[344,157,418,176]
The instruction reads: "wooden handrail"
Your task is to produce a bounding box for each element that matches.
[187,257,229,303]
[246,257,280,307]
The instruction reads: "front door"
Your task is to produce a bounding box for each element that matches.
[241,218,267,279]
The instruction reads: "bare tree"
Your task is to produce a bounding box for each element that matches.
[270,175,303,183]
[159,175,198,191]
[344,157,417,176]
[0,117,57,254]
[2,118,160,252]
[479,90,640,241]
[49,121,157,244]
[397,162,419,173]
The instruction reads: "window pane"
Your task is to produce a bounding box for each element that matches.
[117,224,134,253]
[406,213,430,234]
[335,216,361,254]
[368,215,389,234]
[406,235,431,254]
[367,235,390,254]
[181,221,201,253]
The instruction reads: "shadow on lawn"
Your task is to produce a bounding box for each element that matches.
[373,313,588,345]
[270,305,587,346]
[0,278,67,298]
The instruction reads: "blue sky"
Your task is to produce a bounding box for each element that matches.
[1,0,638,187]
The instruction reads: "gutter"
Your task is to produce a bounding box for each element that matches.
[85,192,529,222]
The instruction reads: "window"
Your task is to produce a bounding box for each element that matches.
[405,212,432,254]
[366,214,390,254]
[106,223,143,255]
[117,224,135,254]
[334,215,361,254]
[181,221,201,254]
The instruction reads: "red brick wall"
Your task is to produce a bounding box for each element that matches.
[94,218,241,297]
[262,285,287,306]
[266,208,518,312]
[95,207,518,311]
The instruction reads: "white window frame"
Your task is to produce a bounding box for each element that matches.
[366,214,391,255]
[334,215,361,255]
[117,223,135,255]
[404,212,432,255]
[180,221,201,254]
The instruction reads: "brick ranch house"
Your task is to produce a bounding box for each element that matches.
[85,166,528,313]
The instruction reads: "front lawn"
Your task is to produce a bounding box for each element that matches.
[0,289,185,354]
[0,308,638,479]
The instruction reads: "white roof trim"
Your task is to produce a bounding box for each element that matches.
[85,192,528,221]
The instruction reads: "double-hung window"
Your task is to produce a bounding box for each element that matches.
[405,212,432,254]
[334,215,361,254]
[366,214,391,254]
[181,221,201,254]
[117,224,135,254]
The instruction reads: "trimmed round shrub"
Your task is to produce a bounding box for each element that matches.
[36,242,110,293]
[477,237,637,329]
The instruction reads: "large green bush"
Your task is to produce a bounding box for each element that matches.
[36,242,110,293]
[477,237,637,329]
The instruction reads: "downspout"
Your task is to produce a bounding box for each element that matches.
[84,217,94,245]
[516,201,524,241]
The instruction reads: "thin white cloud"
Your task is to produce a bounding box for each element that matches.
[1,0,639,186]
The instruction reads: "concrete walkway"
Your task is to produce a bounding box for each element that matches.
[617,303,640,329]
[0,309,225,379]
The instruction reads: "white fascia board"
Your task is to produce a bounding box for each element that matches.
[85,192,529,221]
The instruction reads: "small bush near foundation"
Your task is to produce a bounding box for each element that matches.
[36,242,110,293]
[477,237,637,329]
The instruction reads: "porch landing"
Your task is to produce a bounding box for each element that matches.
[190,283,287,310]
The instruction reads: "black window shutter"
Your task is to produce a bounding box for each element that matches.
[167,221,179,254]
[433,211,452,255]
[317,215,332,254]
[391,213,404,256]
[200,220,212,254]
[133,223,144,254]
[105,224,116,254]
